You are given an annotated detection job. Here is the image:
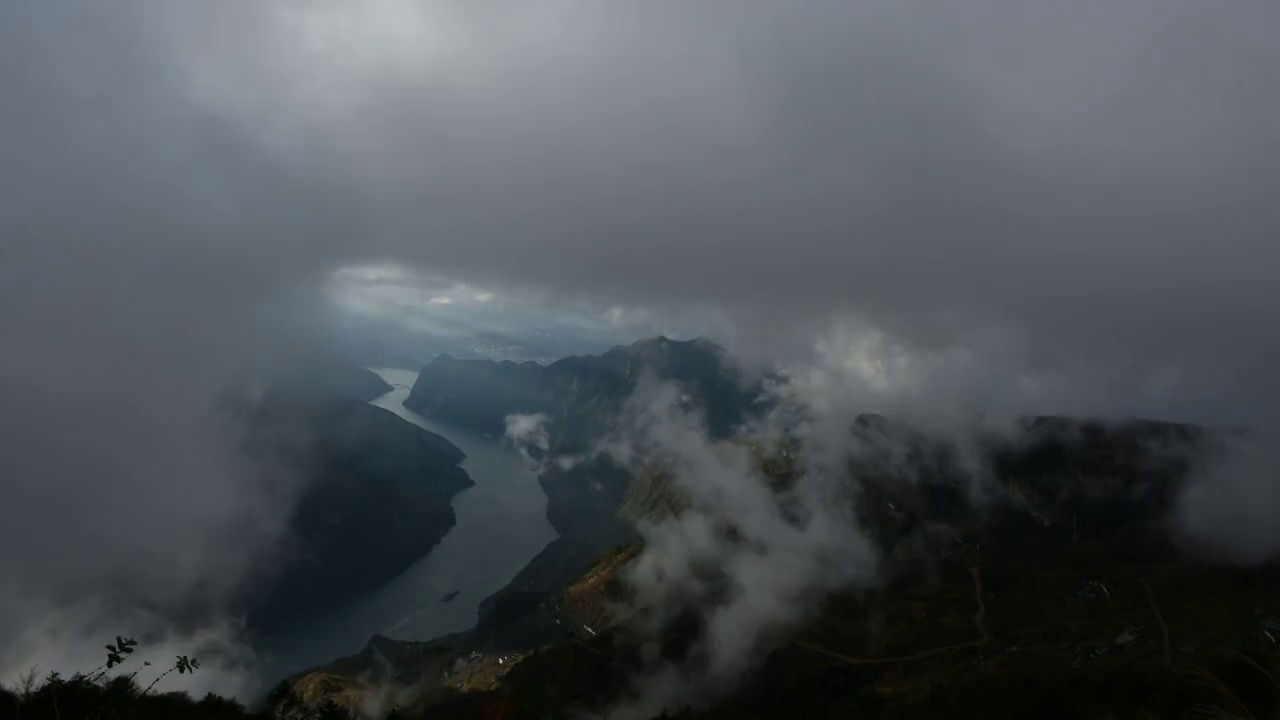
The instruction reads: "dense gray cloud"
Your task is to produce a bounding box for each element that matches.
[0,0,368,689]
[11,0,1280,417]
[3,0,1279,693]
[165,0,1280,424]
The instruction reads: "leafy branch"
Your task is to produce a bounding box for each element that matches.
[138,655,200,697]
[82,636,138,684]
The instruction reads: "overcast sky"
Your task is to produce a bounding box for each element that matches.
[327,263,735,363]
[2,0,1279,692]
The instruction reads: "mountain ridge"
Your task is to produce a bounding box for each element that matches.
[268,409,1277,720]
[403,336,760,450]
[260,340,1275,719]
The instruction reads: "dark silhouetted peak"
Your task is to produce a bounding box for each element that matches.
[623,335,728,357]
[364,634,399,656]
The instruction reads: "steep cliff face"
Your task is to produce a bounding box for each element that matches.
[404,337,762,454]
[404,356,550,436]
[233,388,473,633]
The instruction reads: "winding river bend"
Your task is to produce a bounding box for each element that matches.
[258,368,556,679]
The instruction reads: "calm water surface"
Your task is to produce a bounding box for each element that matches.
[257,368,555,680]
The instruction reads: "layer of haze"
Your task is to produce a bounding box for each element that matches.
[327,263,735,364]
[3,0,1278,696]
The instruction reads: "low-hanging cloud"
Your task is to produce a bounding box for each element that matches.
[587,341,1278,714]
[1,597,261,700]
[4,0,1280,698]
[1175,432,1280,564]
[0,0,381,692]
[504,412,552,469]
[590,376,878,717]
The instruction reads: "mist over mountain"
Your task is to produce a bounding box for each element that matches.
[4,0,1280,716]
[268,352,1261,719]
[400,337,766,636]
[406,336,761,446]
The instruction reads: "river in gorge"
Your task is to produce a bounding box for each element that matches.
[256,367,556,682]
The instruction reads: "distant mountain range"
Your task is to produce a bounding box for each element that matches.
[328,314,624,369]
